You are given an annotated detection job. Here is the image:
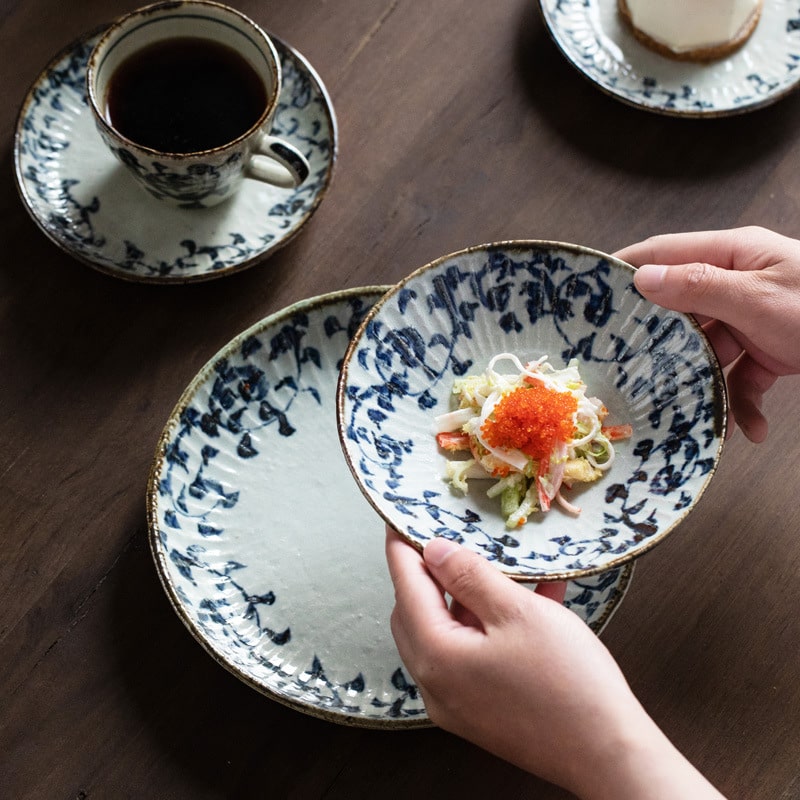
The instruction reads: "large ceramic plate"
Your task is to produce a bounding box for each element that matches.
[539,0,800,116]
[337,242,727,582]
[14,27,335,282]
[147,287,635,728]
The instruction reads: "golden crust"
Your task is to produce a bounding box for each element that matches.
[618,0,763,62]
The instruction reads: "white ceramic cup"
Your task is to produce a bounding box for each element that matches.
[86,1,310,208]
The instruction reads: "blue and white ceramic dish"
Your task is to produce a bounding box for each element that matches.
[14,28,335,282]
[337,242,727,582]
[539,0,800,116]
[148,287,635,727]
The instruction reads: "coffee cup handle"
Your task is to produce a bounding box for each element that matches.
[247,134,310,189]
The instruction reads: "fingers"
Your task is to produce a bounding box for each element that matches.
[388,529,570,642]
[615,227,791,339]
[701,319,744,369]
[727,354,778,443]
[614,226,778,271]
[385,526,449,625]
[452,582,565,626]
[631,260,762,327]
[386,527,491,674]
[421,537,535,630]
[615,227,782,325]
[615,231,736,269]
[692,324,779,442]
[449,598,483,630]
[535,581,568,604]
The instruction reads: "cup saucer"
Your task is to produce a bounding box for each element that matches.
[14,28,336,283]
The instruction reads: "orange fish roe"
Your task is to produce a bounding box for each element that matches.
[481,384,578,461]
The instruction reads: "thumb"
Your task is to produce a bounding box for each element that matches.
[423,537,533,627]
[633,261,754,324]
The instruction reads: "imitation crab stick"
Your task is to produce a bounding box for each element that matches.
[434,353,630,528]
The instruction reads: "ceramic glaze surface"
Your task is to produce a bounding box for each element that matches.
[148,288,635,727]
[86,2,308,205]
[540,0,800,116]
[337,242,726,581]
[14,29,335,281]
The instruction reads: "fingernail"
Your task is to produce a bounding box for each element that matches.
[424,537,459,567]
[634,264,667,292]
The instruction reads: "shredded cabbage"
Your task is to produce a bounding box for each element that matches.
[433,353,629,528]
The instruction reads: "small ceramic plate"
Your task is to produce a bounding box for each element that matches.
[148,287,635,728]
[14,28,335,282]
[337,242,727,582]
[539,0,800,116]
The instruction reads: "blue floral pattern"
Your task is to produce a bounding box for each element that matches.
[149,288,635,727]
[540,0,800,116]
[14,29,335,282]
[339,243,726,580]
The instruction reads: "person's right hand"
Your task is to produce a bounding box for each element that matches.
[615,226,800,442]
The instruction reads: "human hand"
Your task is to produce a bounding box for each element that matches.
[385,527,725,799]
[615,226,800,442]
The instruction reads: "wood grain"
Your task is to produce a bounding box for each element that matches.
[2,1,800,797]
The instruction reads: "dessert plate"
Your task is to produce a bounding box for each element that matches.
[539,0,800,116]
[147,287,635,728]
[14,28,335,282]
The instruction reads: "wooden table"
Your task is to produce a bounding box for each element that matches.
[3,1,800,796]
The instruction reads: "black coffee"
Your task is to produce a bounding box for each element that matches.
[106,37,268,153]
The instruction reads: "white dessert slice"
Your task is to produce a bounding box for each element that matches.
[619,0,763,61]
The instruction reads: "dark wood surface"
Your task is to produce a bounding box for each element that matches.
[3,1,800,797]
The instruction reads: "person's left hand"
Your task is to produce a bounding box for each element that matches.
[386,527,725,799]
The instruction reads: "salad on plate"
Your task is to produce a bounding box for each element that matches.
[434,353,631,528]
